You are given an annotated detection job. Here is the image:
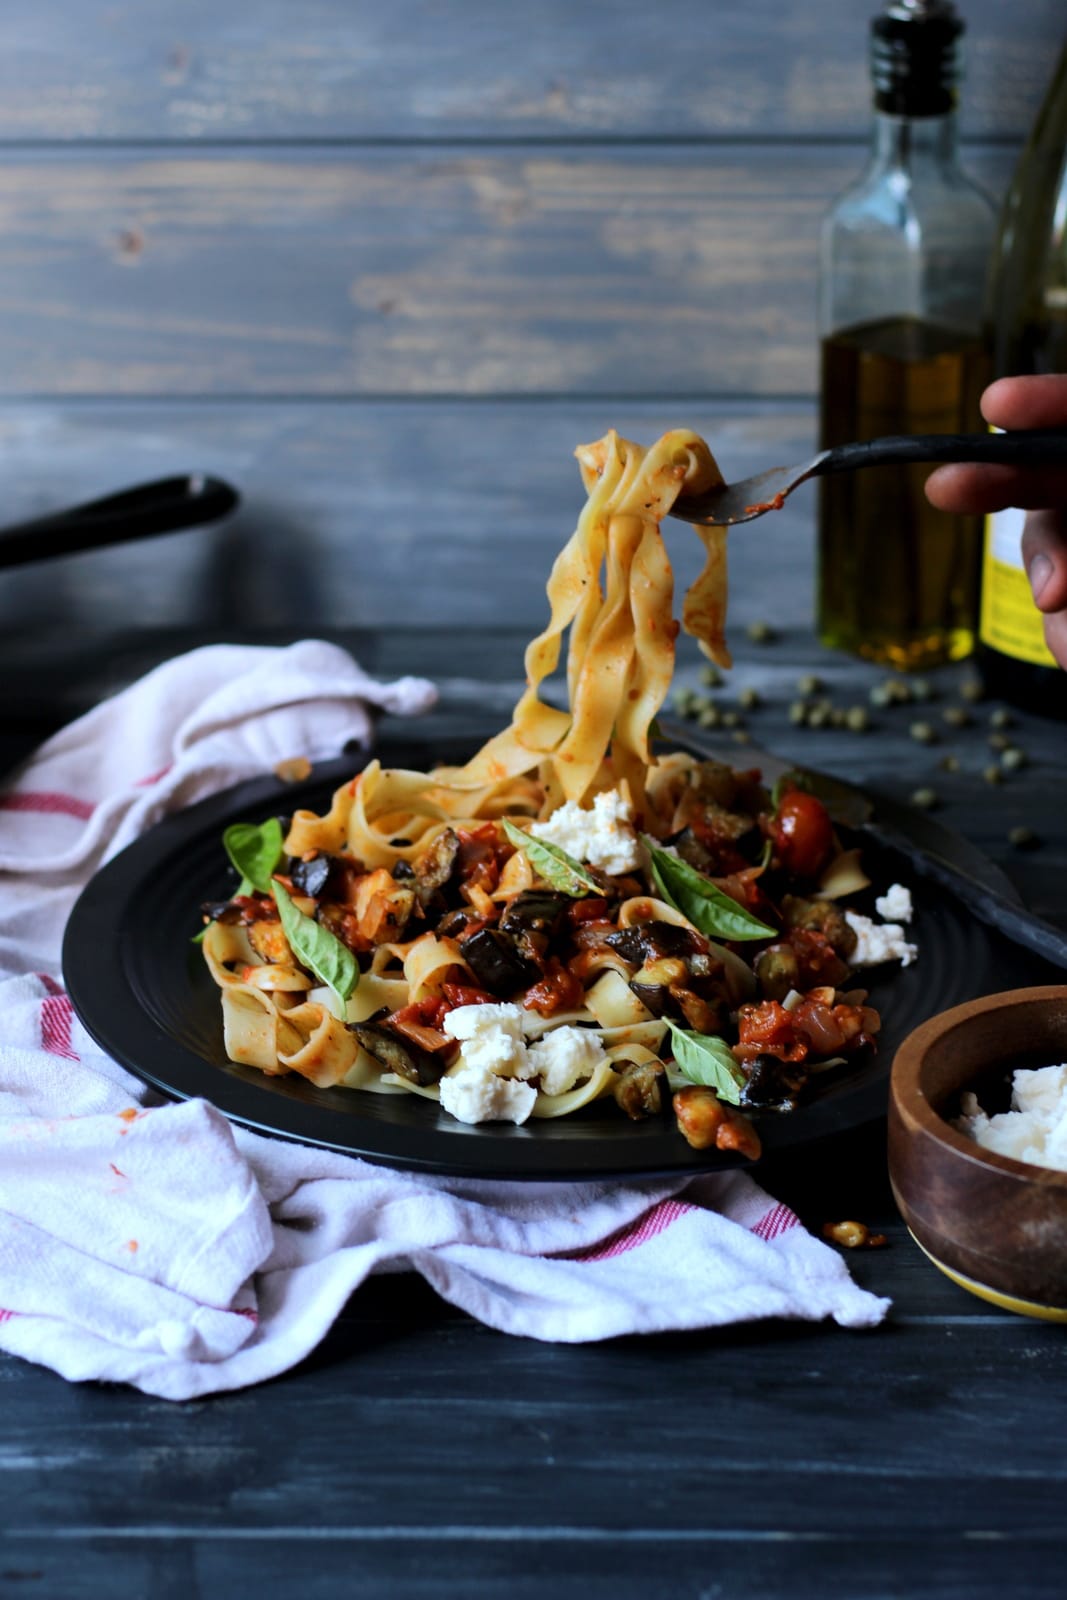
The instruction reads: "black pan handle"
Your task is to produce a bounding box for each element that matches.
[820,429,1067,475]
[0,474,240,571]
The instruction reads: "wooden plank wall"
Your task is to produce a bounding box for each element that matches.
[0,0,1060,659]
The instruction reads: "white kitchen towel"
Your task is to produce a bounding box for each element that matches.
[0,643,888,1402]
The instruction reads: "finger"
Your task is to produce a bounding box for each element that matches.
[981,374,1067,431]
[925,462,1067,513]
[1021,510,1067,615]
[1042,607,1067,672]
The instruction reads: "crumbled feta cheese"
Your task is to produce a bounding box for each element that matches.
[439,1063,537,1125]
[523,1026,606,1097]
[956,1064,1067,1172]
[844,910,918,968]
[875,882,913,924]
[442,1003,528,1076]
[529,789,641,876]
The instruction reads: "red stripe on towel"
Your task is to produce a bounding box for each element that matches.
[751,1201,799,1241]
[135,764,172,787]
[0,790,93,820]
[562,1198,697,1262]
[0,1309,14,1324]
[40,989,78,1062]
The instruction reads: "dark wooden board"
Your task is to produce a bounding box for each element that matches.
[0,146,1013,399]
[0,0,1057,143]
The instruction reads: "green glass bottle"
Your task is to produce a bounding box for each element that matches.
[979,41,1067,717]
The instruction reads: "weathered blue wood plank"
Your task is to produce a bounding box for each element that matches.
[0,0,1057,142]
[0,398,818,634]
[0,146,1014,399]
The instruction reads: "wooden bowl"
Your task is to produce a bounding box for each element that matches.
[888,986,1067,1320]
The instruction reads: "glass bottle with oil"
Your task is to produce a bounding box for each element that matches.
[817,0,995,670]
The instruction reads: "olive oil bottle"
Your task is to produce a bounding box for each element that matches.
[817,1,995,669]
[979,41,1067,717]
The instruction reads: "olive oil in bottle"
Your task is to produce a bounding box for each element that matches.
[979,41,1067,717]
[817,1,994,669]
[819,317,987,668]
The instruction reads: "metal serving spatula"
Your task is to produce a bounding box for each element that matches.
[668,429,1067,528]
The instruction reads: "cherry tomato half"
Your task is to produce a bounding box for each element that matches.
[772,789,834,880]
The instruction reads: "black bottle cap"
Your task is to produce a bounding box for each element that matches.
[871,0,963,118]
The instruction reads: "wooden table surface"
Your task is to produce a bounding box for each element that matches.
[2,623,1066,1600]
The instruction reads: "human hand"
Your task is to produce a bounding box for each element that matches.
[925,374,1067,668]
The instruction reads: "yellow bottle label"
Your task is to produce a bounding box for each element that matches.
[979,504,1058,667]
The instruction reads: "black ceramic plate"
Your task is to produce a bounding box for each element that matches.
[63,733,1017,1180]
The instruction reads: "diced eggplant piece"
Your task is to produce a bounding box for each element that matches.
[351,1022,445,1086]
[672,987,728,1035]
[248,919,294,965]
[629,980,670,1018]
[500,889,569,938]
[460,927,539,993]
[393,860,416,881]
[436,907,489,940]
[201,900,242,924]
[315,902,364,953]
[288,854,333,899]
[754,943,800,1002]
[612,1059,664,1120]
[414,828,460,904]
[666,827,715,872]
[780,895,858,960]
[606,921,703,966]
[739,1052,809,1113]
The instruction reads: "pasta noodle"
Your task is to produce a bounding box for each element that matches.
[200,430,893,1154]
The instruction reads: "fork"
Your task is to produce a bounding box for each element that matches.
[668,429,1067,528]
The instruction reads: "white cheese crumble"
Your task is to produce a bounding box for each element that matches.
[441,1002,528,1076]
[955,1064,1067,1173]
[439,1063,537,1126]
[523,1025,607,1097]
[437,1004,606,1120]
[875,882,913,924]
[844,910,918,968]
[529,789,641,876]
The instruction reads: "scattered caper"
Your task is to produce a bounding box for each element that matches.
[700,665,723,689]
[845,706,870,733]
[960,677,985,703]
[807,704,832,729]
[721,710,742,730]
[1000,746,1028,773]
[746,621,776,644]
[697,704,721,729]
[796,673,823,696]
[983,764,1004,786]
[909,721,937,745]
[910,787,939,810]
[1008,826,1041,851]
[990,708,1014,730]
[988,732,1010,752]
[732,729,752,746]
[938,754,960,773]
[673,687,696,717]
[789,701,809,726]
[887,677,912,705]
[869,684,893,709]
[739,686,761,710]
[911,677,933,702]
[942,706,972,729]
[831,707,849,728]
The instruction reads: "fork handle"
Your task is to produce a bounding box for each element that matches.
[820,429,1067,474]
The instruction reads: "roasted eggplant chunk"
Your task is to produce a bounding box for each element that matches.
[351,1023,445,1086]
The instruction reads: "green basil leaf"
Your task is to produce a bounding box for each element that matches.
[272,880,359,1015]
[644,838,775,940]
[501,818,602,897]
[667,1022,745,1105]
[223,817,285,895]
